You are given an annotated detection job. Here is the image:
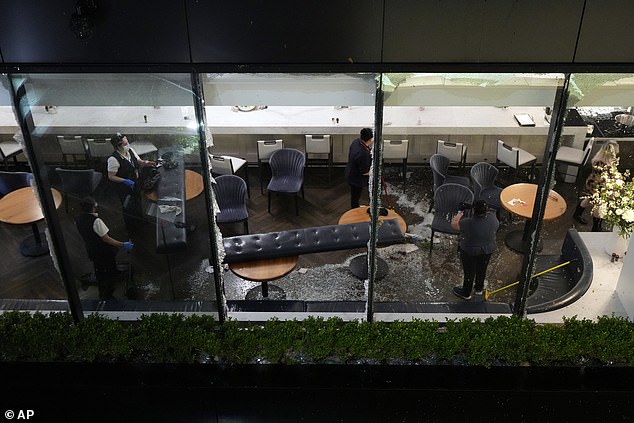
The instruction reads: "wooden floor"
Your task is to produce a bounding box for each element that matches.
[0,160,605,304]
[0,165,363,301]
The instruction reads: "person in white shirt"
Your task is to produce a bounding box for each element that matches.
[107,133,155,233]
[75,196,133,300]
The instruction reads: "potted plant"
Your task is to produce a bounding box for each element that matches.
[586,155,634,257]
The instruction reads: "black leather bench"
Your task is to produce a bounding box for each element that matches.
[527,228,593,314]
[223,219,405,264]
[155,146,187,254]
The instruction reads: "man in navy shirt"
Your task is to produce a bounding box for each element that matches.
[345,128,373,209]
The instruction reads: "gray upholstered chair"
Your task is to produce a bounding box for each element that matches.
[267,148,305,216]
[429,153,471,212]
[55,168,103,213]
[429,183,474,253]
[212,175,249,234]
[470,162,503,212]
[0,171,32,197]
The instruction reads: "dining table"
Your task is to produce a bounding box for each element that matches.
[338,206,407,279]
[0,187,62,256]
[500,183,567,254]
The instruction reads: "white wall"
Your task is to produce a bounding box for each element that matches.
[616,236,634,319]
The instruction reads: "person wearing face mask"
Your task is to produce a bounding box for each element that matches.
[107,133,156,232]
[345,127,374,209]
[75,196,134,300]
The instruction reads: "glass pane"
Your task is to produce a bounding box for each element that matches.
[0,74,67,305]
[204,73,377,320]
[376,72,575,320]
[9,73,218,319]
[546,73,634,321]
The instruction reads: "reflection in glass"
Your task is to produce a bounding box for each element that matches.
[5,73,217,318]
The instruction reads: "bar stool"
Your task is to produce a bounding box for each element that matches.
[57,135,87,167]
[437,139,468,173]
[383,139,409,186]
[496,139,536,183]
[256,139,283,194]
[305,135,332,183]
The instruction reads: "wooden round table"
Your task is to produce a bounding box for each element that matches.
[338,206,407,279]
[0,187,62,256]
[338,206,407,233]
[229,256,298,300]
[500,183,567,253]
[145,169,204,202]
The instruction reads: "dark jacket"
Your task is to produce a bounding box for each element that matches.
[345,138,372,187]
[459,212,499,255]
[110,151,139,200]
[75,213,117,270]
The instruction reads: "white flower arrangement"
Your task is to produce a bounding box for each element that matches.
[587,157,634,238]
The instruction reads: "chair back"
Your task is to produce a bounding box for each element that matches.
[269,148,305,178]
[55,168,103,195]
[87,138,113,158]
[470,162,499,199]
[213,175,247,214]
[209,154,235,175]
[383,139,409,160]
[434,183,474,217]
[581,137,595,167]
[436,140,465,163]
[496,140,519,168]
[57,136,85,155]
[305,135,331,154]
[0,171,32,196]
[257,139,284,162]
[430,153,450,189]
[0,141,23,161]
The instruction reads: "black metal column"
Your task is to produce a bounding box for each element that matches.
[190,72,226,324]
[8,76,84,323]
[513,74,571,317]
[366,75,385,323]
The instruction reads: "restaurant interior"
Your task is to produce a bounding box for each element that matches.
[0,72,632,323]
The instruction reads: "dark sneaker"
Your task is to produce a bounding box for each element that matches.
[474,289,484,295]
[452,286,471,300]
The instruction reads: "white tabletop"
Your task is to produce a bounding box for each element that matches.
[0,105,587,140]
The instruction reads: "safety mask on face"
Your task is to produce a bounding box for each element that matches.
[122,145,130,153]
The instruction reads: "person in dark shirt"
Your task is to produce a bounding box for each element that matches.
[107,133,155,232]
[345,128,373,209]
[450,200,499,300]
[75,196,133,299]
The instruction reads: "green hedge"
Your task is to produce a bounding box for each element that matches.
[1,312,634,366]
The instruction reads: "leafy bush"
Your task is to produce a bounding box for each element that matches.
[1,312,634,366]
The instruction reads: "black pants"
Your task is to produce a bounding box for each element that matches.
[459,250,492,294]
[94,261,118,300]
[350,185,364,209]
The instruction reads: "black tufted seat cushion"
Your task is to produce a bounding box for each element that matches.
[223,219,404,264]
[156,147,187,254]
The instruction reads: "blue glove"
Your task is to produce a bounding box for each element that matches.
[122,241,134,251]
[122,179,135,189]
